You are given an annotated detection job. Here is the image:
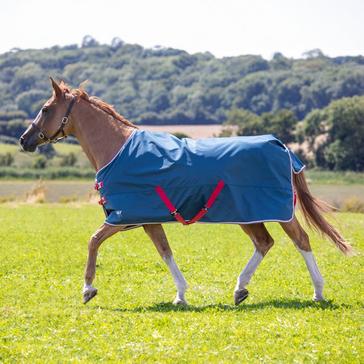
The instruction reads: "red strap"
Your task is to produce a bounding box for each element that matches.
[155,186,188,224]
[186,208,208,225]
[205,180,225,208]
[155,180,225,225]
[186,180,225,224]
[174,213,188,225]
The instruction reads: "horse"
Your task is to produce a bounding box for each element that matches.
[19,78,352,306]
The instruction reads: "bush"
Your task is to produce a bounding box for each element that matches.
[341,197,364,213]
[173,132,190,139]
[38,144,56,158]
[33,156,47,169]
[60,152,77,167]
[0,167,95,180]
[0,153,14,166]
[26,180,46,203]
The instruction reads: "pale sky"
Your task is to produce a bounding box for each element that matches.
[1,0,363,59]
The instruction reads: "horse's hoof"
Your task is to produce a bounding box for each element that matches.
[83,287,98,304]
[234,288,249,305]
[313,294,325,302]
[173,297,188,305]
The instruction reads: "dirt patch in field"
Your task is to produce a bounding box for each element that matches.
[1,181,364,207]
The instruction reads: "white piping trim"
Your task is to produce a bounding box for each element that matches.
[284,143,306,175]
[104,215,295,227]
[292,164,306,174]
[284,144,296,219]
[96,129,137,178]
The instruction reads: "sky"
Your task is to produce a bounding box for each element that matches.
[1,0,363,59]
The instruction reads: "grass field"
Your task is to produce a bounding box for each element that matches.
[0,141,83,155]
[0,205,363,362]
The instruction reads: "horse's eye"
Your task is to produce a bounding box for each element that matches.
[42,107,48,113]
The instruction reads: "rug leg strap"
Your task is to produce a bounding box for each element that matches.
[155,180,225,225]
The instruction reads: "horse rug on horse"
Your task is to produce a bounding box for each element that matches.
[95,130,304,226]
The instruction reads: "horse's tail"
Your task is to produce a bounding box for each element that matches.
[293,171,352,255]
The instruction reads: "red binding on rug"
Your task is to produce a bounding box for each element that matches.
[155,180,225,225]
[294,190,297,207]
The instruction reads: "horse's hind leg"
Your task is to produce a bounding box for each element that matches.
[280,216,325,301]
[143,224,188,305]
[234,223,274,305]
[83,223,122,304]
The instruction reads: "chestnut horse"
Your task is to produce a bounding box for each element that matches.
[20,79,352,305]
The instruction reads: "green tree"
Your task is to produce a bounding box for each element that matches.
[1,37,364,131]
[224,109,264,136]
[261,109,298,143]
[224,108,298,143]
[301,96,364,171]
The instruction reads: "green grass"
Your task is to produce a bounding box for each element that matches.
[53,143,82,155]
[0,143,19,154]
[306,170,364,185]
[0,142,82,156]
[0,206,363,363]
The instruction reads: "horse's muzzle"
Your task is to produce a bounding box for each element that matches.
[19,131,38,152]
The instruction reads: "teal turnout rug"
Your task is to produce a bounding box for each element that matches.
[95,130,304,226]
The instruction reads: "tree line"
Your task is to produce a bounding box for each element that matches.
[1,36,364,123]
[0,36,363,171]
[223,96,364,171]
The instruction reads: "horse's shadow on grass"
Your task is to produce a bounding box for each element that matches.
[92,298,350,313]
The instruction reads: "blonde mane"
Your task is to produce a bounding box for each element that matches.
[59,81,138,129]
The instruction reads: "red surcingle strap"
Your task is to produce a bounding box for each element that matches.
[155,180,225,225]
[155,185,188,224]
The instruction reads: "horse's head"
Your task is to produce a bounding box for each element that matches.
[19,77,76,152]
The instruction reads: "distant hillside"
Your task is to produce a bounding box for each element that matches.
[0,37,364,124]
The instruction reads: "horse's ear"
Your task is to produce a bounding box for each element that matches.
[49,77,62,98]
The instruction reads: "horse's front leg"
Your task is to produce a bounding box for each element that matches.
[143,224,188,305]
[234,223,274,305]
[83,223,122,304]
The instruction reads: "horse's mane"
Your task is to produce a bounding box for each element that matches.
[59,81,138,129]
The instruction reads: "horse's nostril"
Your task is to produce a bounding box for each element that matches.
[19,136,25,145]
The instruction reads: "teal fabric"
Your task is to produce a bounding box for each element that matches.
[96,130,305,225]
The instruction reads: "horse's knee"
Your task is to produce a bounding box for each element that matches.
[88,234,102,252]
[254,235,274,256]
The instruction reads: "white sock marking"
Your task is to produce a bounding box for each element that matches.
[83,283,97,293]
[163,255,187,299]
[235,249,263,291]
[298,249,324,300]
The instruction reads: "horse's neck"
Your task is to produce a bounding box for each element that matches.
[72,100,134,171]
